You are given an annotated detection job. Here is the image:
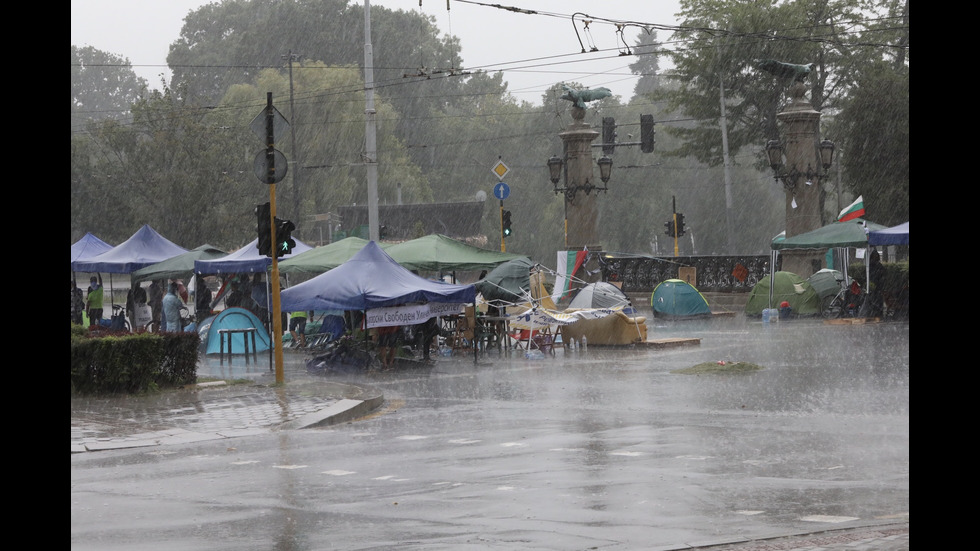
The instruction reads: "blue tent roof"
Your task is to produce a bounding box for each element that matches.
[71,233,113,266]
[72,225,188,274]
[281,241,476,311]
[869,222,909,246]
[194,238,312,275]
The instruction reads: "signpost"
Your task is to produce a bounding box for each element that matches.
[491,159,511,252]
[251,93,291,384]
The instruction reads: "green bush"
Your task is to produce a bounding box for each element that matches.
[71,330,200,395]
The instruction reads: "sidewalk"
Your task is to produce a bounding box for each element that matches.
[70,373,383,453]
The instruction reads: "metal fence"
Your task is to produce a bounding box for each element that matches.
[599,254,772,294]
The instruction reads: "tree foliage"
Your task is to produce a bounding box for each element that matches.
[656,0,908,224]
[71,45,147,130]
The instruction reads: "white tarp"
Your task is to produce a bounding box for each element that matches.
[508,306,621,330]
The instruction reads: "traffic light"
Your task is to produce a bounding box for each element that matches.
[256,202,272,257]
[275,218,296,257]
[502,210,513,238]
[664,219,675,238]
[675,213,686,236]
[602,117,616,155]
[640,114,655,154]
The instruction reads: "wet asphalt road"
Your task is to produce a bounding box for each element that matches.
[71,316,908,550]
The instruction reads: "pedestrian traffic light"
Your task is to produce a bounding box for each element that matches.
[602,117,616,155]
[665,219,675,238]
[502,210,513,238]
[640,114,655,154]
[675,213,686,236]
[256,202,272,257]
[275,218,296,257]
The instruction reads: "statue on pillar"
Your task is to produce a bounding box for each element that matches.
[753,59,814,83]
[560,85,612,110]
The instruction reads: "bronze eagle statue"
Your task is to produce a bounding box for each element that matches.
[753,59,814,83]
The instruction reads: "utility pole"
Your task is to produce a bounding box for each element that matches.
[282,50,303,222]
[363,0,379,242]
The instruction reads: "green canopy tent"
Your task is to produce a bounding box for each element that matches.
[131,244,228,283]
[384,234,527,274]
[771,219,887,250]
[474,257,535,303]
[278,237,373,276]
[770,219,887,313]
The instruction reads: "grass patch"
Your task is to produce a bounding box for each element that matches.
[673,361,764,374]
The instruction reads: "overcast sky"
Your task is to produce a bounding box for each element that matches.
[71,0,681,103]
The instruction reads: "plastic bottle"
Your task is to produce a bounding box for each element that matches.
[580,335,587,350]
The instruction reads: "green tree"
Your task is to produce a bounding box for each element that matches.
[71,45,147,130]
[212,60,430,231]
[832,61,908,226]
[655,0,908,230]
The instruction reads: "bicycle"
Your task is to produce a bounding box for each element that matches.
[110,304,132,332]
[821,278,863,319]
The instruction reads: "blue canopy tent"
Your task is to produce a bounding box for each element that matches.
[281,241,476,312]
[71,225,188,326]
[869,222,909,246]
[194,238,313,275]
[72,225,187,274]
[71,233,113,267]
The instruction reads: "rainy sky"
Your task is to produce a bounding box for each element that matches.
[70,0,681,103]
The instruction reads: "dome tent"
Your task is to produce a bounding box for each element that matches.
[745,272,821,317]
[650,279,711,319]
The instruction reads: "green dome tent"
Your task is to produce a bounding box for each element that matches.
[745,272,821,317]
[650,279,711,318]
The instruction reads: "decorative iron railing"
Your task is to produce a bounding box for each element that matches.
[598,254,772,294]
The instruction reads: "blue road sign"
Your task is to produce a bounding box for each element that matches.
[493,182,510,200]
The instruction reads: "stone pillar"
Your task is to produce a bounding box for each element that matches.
[778,83,825,278]
[558,106,601,251]
[560,106,602,283]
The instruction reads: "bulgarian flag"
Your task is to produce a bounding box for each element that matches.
[551,250,588,302]
[837,195,865,222]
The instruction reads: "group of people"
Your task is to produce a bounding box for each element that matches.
[71,273,192,332]
[374,316,440,369]
[70,275,103,326]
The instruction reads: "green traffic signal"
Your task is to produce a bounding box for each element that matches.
[502,210,513,237]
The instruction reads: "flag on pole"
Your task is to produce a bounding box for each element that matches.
[551,250,588,302]
[837,195,865,222]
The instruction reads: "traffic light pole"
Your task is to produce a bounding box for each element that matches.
[499,201,505,252]
[672,196,679,257]
[266,95,285,384]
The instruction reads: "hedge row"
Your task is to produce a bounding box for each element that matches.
[70,327,200,394]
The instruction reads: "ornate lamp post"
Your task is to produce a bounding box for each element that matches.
[765,138,835,191]
[756,64,836,277]
[547,154,613,199]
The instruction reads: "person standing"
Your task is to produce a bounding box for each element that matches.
[250,274,269,329]
[289,310,309,347]
[867,249,886,318]
[195,275,212,323]
[86,275,104,327]
[72,281,85,325]
[148,280,164,332]
[163,282,183,332]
